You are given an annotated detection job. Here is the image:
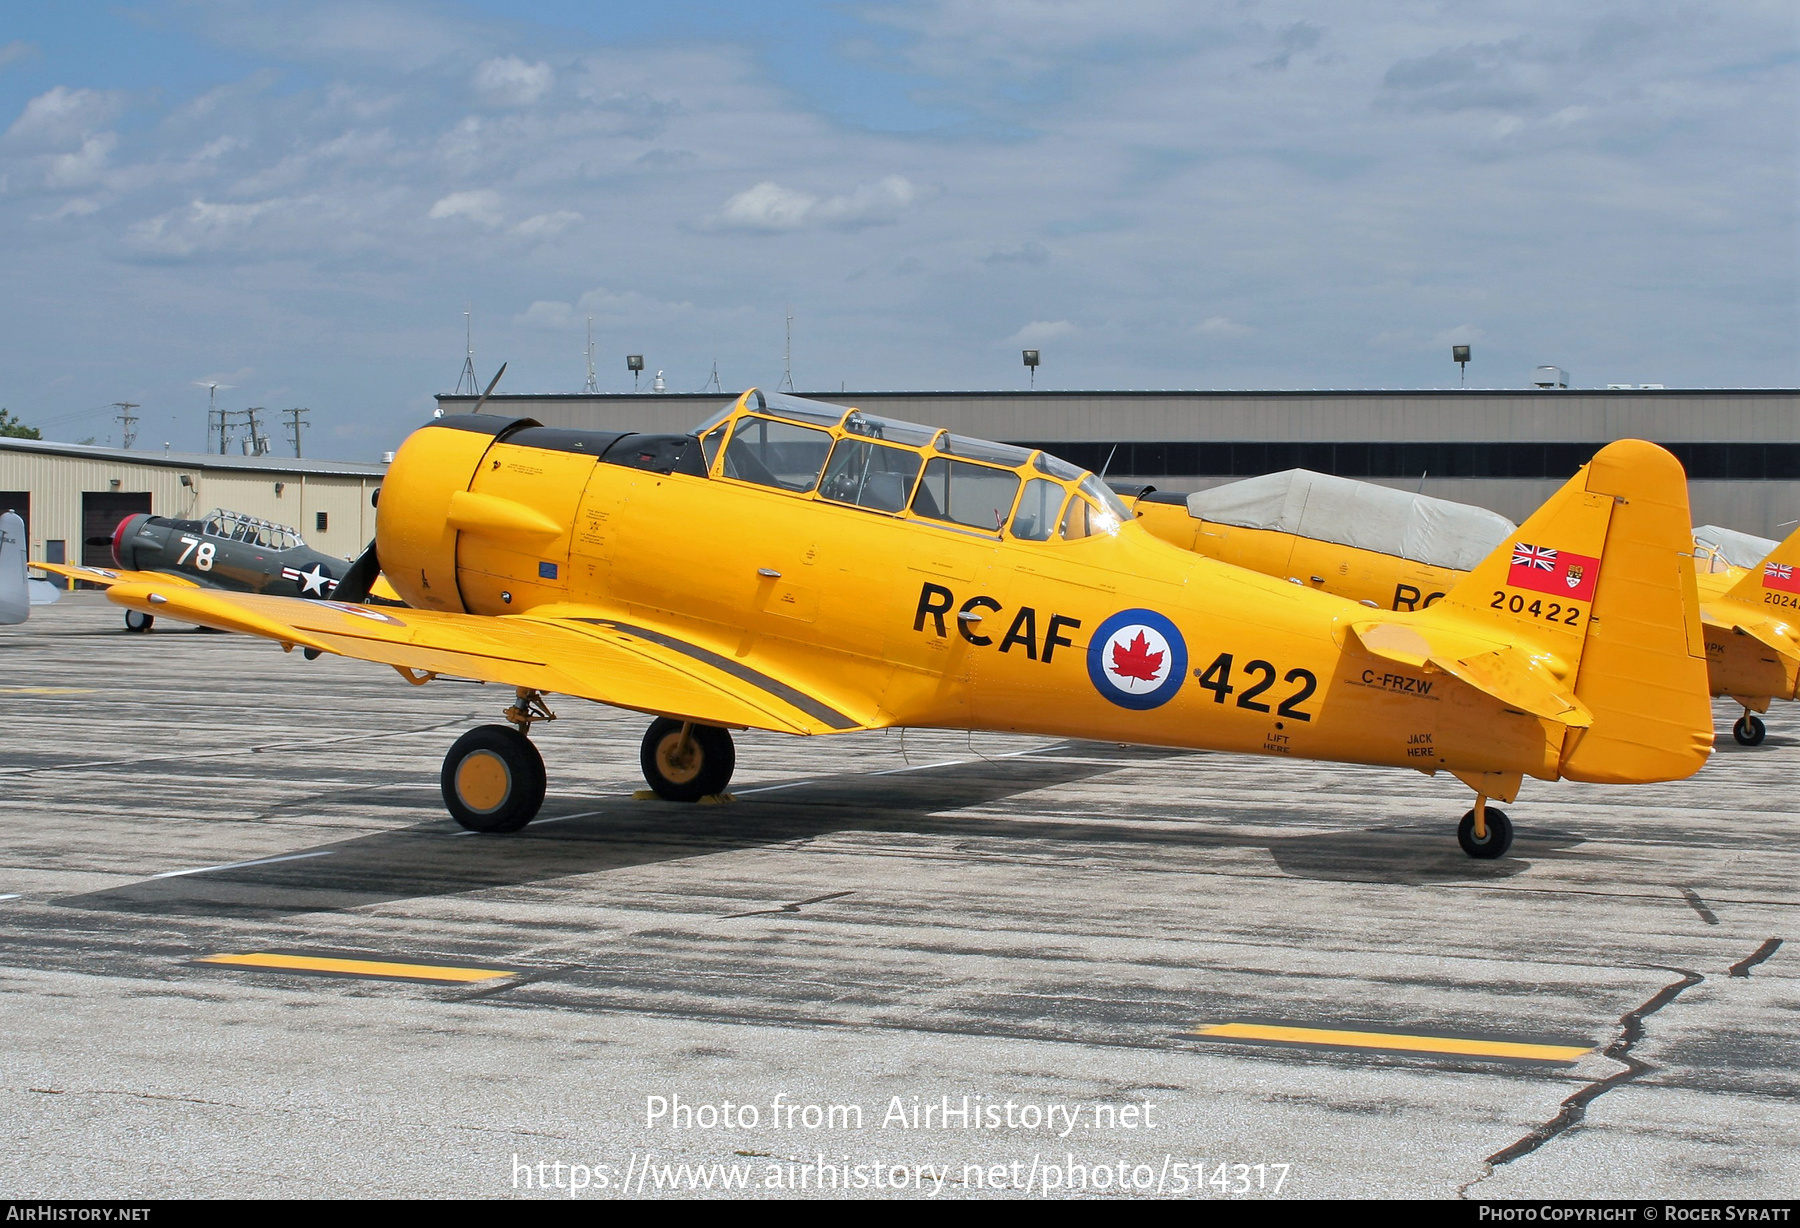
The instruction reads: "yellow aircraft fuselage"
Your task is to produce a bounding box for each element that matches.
[369,394,1708,794]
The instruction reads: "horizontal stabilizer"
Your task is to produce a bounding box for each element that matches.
[1348,619,1592,727]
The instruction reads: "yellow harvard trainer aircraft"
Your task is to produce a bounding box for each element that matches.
[1133,473,1799,747]
[84,391,1711,858]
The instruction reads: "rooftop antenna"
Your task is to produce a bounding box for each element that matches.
[778,306,795,392]
[697,359,722,394]
[455,306,478,395]
[583,315,599,394]
[112,402,140,450]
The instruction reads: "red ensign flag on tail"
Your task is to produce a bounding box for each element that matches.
[1508,542,1601,602]
[1767,561,1800,594]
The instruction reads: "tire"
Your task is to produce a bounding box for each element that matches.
[441,724,546,833]
[640,718,735,802]
[123,610,154,633]
[1733,715,1767,746]
[1457,807,1513,859]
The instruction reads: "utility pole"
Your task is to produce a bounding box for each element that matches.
[112,402,140,450]
[243,407,269,456]
[284,407,309,458]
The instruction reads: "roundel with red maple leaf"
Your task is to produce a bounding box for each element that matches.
[1086,608,1188,710]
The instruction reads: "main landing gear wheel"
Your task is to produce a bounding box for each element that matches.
[640,717,735,802]
[1734,714,1768,746]
[441,724,546,833]
[123,610,154,633]
[1458,807,1513,859]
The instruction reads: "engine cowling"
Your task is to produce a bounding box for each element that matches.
[377,415,540,613]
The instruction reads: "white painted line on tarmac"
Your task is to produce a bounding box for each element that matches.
[733,781,818,794]
[0,893,20,901]
[151,850,334,879]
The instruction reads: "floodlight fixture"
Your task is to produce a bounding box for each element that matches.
[1452,344,1470,386]
[627,354,644,391]
[1022,349,1040,388]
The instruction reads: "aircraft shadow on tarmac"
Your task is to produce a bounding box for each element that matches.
[56,741,1585,918]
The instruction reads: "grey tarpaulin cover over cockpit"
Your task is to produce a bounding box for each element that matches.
[1183,469,1518,572]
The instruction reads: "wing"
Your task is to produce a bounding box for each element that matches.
[33,562,201,588]
[104,581,876,737]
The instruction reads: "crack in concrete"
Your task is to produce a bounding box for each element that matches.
[1728,938,1783,978]
[1458,963,1706,1198]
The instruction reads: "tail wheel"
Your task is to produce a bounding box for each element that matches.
[1733,714,1767,746]
[1458,807,1513,859]
[441,724,546,833]
[123,610,154,633]
[640,718,735,801]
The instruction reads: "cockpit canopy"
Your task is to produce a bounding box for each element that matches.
[201,509,305,551]
[688,390,1133,542]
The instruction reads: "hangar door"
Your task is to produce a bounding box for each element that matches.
[81,491,151,566]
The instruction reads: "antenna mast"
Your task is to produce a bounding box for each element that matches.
[112,402,140,450]
[455,307,478,395]
[779,306,795,392]
[584,315,599,394]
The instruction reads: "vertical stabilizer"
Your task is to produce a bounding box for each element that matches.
[1438,440,1712,783]
[1723,521,1800,607]
[0,511,28,625]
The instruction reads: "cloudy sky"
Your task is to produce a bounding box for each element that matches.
[3,1,1795,458]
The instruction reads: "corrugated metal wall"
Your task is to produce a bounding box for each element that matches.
[0,450,381,563]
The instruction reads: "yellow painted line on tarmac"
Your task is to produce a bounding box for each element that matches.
[0,687,97,695]
[197,952,517,984]
[1189,1022,1592,1063]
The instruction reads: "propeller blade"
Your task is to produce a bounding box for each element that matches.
[333,540,381,604]
[470,362,507,415]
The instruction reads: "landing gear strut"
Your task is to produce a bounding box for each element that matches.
[440,688,555,832]
[1733,710,1767,746]
[640,717,735,802]
[1457,795,1513,859]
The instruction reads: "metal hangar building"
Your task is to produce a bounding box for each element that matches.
[435,387,1800,538]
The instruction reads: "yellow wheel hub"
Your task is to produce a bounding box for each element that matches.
[655,732,703,785]
[456,750,512,813]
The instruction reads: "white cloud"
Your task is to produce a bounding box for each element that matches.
[1434,325,1486,346]
[427,190,503,227]
[1194,316,1251,336]
[512,210,582,237]
[44,133,117,188]
[475,57,553,106]
[515,285,694,330]
[1006,320,1078,345]
[709,176,922,232]
[6,86,124,148]
[127,198,282,257]
[0,40,37,70]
